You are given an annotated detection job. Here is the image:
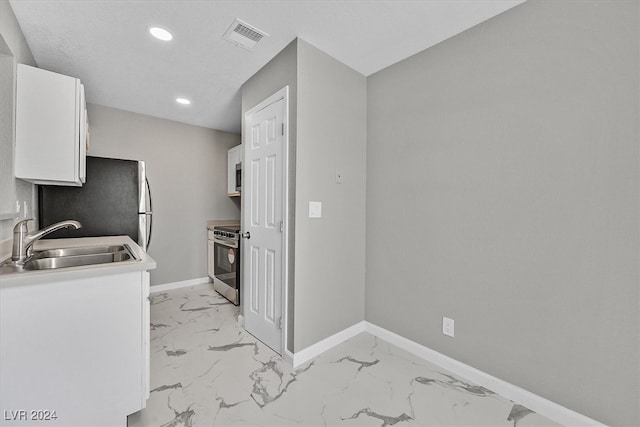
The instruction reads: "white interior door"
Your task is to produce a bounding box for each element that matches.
[242,91,286,355]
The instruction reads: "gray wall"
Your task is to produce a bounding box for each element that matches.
[242,39,298,352]
[294,40,367,352]
[0,0,37,243]
[241,39,367,353]
[87,104,240,286]
[365,1,639,426]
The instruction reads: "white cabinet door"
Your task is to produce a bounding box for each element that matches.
[15,64,87,186]
[0,271,147,426]
[141,271,151,402]
[227,144,242,195]
[78,83,87,184]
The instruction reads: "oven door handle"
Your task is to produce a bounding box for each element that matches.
[212,238,238,248]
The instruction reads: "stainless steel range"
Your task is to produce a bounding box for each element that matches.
[210,224,241,305]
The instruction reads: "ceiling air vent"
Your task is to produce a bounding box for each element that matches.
[222,19,269,50]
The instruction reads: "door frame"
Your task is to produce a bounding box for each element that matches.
[242,86,289,355]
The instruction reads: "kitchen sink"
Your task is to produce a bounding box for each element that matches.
[33,245,130,259]
[22,244,138,271]
[0,244,139,274]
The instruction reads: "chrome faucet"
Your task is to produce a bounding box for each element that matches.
[11,219,82,263]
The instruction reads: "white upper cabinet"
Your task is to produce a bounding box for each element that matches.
[227,144,243,196]
[15,64,88,186]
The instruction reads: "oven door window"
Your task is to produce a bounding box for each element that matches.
[214,242,238,287]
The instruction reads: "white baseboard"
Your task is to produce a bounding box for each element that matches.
[364,322,605,427]
[283,349,295,366]
[286,320,604,426]
[292,321,366,367]
[150,277,211,293]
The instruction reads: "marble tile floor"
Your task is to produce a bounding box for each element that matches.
[127,283,559,427]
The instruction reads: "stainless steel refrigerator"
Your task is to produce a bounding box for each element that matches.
[38,156,153,251]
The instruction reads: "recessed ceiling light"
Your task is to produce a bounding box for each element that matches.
[148,26,173,41]
[176,98,191,105]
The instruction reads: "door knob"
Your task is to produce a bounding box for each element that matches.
[240,232,251,239]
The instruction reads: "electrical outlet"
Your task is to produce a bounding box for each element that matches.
[443,317,455,338]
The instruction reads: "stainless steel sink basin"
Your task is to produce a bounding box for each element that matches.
[34,245,129,258]
[20,244,138,271]
[24,252,134,271]
[0,242,142,276]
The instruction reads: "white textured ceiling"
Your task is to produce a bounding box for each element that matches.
[8,0,524,133]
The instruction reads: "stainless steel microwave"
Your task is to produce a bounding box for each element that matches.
[235,162,241,192]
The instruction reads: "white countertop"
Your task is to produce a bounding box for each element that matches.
[0,235,156,289]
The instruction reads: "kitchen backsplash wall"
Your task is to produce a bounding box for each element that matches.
[87,103,240,286]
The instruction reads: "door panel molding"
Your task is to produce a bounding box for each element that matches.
[242,86,289,355]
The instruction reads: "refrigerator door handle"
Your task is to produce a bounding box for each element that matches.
[137,161,153,251]
[145,177,153,250]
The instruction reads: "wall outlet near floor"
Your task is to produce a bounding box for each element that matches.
[443,317,455,338]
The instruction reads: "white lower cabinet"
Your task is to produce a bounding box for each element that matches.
[0,271,150,426]
[142,271,151,400]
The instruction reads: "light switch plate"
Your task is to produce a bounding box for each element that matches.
[335,169,343,184]
[443,317,455,338]
[309,201,322,218]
